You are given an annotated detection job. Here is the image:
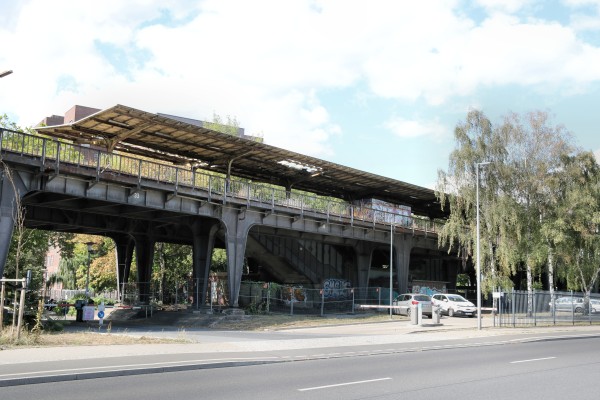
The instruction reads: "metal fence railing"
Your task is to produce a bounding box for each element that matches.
[57,279,403,317]
[0,127,444,235]
[40,280,600,324]
[494,289,600,327]
[237,283,399,316]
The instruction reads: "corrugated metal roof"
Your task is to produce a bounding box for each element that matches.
[35,104,446,218]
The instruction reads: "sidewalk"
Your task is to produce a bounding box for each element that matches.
[2,313,600,387]
[3,313,600,362]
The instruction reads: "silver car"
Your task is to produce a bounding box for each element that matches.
[431,293,477,317]
[550,297,586,313]
[392,293,432,318]
[591,299,600,313]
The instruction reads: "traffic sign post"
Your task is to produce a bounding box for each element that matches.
[98,302,105,326]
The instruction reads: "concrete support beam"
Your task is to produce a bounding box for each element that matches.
[134,236,155,304]
[354,241,377,289]
[0,167,22,278]
[220,208,254,308]
[191,220,219,307]
[112,234,135,300]
[393,234,413,294]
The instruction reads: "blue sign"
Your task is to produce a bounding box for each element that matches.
[97,311,105,319]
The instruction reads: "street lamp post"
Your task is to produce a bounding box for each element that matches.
[0,70,13,78]
[389,222,393,318]
[476,161,491,330]
[85,242,95,299]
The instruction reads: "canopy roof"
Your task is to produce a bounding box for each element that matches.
[36,104,446,218]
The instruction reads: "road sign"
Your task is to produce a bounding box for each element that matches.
[97,310,105,319]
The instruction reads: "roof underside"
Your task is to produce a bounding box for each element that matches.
[35,104,446,218]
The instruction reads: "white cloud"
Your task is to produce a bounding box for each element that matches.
[570,13,600,31]
[384,116,448,140]
[2,0,600,161]
[475,0,533,14]
[563,0,600,6]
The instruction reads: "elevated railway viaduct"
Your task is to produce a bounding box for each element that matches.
[0,105,459,307]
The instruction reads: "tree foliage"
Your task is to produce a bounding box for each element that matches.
[204,113,242,137]
[436,109,586,301]
[551,152,600,294]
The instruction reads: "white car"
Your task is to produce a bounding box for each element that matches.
[431,293,476,317]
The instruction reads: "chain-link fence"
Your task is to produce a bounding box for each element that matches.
[44,289,120,302]
[109,280,402,316]
[40,281,600,324]
[494,289,600,327]
[237,283,400,316]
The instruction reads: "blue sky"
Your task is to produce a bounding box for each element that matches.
[1,0,600,189]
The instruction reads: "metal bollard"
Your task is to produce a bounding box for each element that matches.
[410,304,418,325]
[431,305,441,324]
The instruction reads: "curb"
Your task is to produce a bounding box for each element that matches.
[0,359,283,387]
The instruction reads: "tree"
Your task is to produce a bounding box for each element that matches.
[436,110,513,293]
[437,109,575,312]
[152,242,193,304]
[51,235,116,296]
[0,159,52,332]
[88,237,117,294]
[204,113,242,137]
[552,152,600,299]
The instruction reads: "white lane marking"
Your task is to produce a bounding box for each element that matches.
[510,357,556,364]
[509,333,600,343]
[298,377,392,392]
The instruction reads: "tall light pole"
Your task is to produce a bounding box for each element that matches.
[389,221,393,319]
[476,161,491,330]
[85,242,95,299]
[0,70,13,78]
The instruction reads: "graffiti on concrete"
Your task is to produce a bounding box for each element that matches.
[281,286,306,304]
[413,285,444,297]
[323,278,352,300]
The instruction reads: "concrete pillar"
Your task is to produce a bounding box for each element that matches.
[354,241,376,289]
[220,208,253,308]
[112,234,135,300]
[134,236,155,304]
[393,234,413,294]
[0,166,22,278]
[191,220,219,307]
[0,209,15,279]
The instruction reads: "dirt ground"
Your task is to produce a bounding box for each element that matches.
[1,309,399,348]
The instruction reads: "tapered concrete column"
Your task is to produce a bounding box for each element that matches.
[112,234,135,300]
[0,166,25,278]
[191,220,219,307]
[134,236,155,304]
[220,208,254,308]
[354,241,377,289]
[393,234,413,294]
[0,209,15,279]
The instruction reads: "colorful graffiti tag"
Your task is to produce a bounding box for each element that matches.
[323,278,352,300]
[281,286,306,304]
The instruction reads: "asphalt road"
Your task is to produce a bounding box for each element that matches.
[3,335,600,399]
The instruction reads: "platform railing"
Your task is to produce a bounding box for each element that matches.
[0,128,443,234]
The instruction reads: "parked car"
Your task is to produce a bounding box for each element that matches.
[590,299,600,313]
[431,293,476,317]
[549,296,585,313]
[392,293,432,318]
